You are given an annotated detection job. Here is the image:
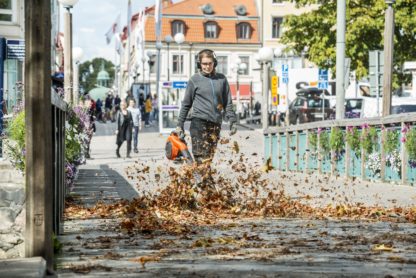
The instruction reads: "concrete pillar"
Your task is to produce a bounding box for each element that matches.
[382,0,395,116]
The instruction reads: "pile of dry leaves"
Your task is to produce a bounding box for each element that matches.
[65,140,416,236]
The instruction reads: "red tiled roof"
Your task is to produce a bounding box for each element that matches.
[229,83,252,100]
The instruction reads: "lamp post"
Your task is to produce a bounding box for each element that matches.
[274,46,291,125]
[141,55,148,86]
[72,47,83,105]
[146,50,154,89]
[382,0,395,116]
[257,47,274,131]
[233,58,247,124]
[174,33,185,79]
[164,35,173,81]
[58,0,79,105]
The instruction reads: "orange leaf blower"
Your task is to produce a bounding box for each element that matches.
[165,132,194,164]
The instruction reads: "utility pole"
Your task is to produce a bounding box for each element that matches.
[382,0,395,116]
[63,7,73,104]
[335,0,346,119]
[25,0,53,271]
[262,62,269,131]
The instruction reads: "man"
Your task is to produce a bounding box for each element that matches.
[104,93,113,122]
[127,99,142,153]
[176,49,237,165]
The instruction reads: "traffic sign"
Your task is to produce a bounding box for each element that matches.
[271,76,278,106]
[282,64,289,84]
[172,81,187,89]
[318,69,328,89]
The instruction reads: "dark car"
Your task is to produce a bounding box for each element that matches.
[345,98,363,118]
[392,104,416,114]
[288,88,334,125]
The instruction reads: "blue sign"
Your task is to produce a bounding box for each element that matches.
[6,40,25,61]
[282,64,289,84]
[172,81,187,89]
[318,69,328,89]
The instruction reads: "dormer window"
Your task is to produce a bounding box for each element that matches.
[204,21,217,39]
[201,3,214,15]
[237,22,251,39]
[171,20,185,36]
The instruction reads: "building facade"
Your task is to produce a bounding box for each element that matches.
[121,0,263,107]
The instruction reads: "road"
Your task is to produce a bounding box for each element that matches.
[56,121,416,277]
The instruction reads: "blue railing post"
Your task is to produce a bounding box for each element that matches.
[0,37,6,158]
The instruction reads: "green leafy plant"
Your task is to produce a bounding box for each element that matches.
[308,131,317,151]
[361,126,378,155]
[330,127,344,154]
[404,127,416,161]
[384,129,400,155]
[5,111,26,173]
[319,130,331,155]
[346,126,361,156]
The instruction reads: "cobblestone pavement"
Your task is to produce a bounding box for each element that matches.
[56,122,416,277]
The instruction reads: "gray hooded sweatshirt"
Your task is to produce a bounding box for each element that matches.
[177,71,236,128]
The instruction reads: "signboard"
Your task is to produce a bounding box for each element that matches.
[369,50,384,97]
[271,76,278,106]
[172,81,187,89]
[318,68,328,89]
[6,40,25,61]
[282,64,289,84]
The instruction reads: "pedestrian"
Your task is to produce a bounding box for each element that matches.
[96,98,103,122]
[113,94,121,122]
[115,100,133,158]
[104,93,113,122]
[176,49,237,165]
[125,90,134,104]
[152,93,159,122]
[138,92,145,119]
[127,99,142,153]
[144,94,152,127]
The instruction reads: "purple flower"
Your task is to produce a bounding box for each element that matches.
[317,127,323,134]
[401,127,408,133]
[346,126,354,133]
[361,123,369,129]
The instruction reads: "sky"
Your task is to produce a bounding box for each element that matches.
[67,0,156,64]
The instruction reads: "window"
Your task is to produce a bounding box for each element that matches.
[238,56,249,75]
[237,23,251,39]
[172,54,184,74]
[216,56,228,75]
[171,20,185,36]
[148,54,157,74]
[0,0,13,22]
[272,17,283,38]
[204,22,217,39]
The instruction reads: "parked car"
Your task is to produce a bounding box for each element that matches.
[391,104,416,114]
[345,98,363,118]
[288,88,334,125]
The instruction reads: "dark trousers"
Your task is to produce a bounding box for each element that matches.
[132,126,139,150]
[144,112,150,125]
[189,118,221,164]
[116,140,131,156]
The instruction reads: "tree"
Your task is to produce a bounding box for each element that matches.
[78,58,115,93]
[281,0,416,86]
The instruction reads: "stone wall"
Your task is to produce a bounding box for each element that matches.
[0,161,25,259]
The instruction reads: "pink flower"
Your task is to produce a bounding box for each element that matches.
[361,123,369,129]
[401,137,406,143]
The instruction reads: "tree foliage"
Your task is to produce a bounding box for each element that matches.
[282,0,416,85]
[78,58,115,93]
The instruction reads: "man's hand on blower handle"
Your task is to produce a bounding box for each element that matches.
[175,126,184,138]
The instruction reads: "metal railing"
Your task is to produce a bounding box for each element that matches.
[264,113,416,185]
[51,91,67,234]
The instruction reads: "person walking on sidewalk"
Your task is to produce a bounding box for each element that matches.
[115,100,133,158]
[127,99,142,153]
[144,94,152,127]
[152,93,159,122]
[176,49,237,165]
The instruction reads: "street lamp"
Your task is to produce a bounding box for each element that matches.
[146,50,154,89]
[233,58,247,124]
[257,47,274,131]
[274,46,293,126]
[174,33,185,79]
[141,55,148,85]
[164,35,173,81]
[58,0,79,104]
[72,47,83,105]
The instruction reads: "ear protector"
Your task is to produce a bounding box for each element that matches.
[196,49,218,69]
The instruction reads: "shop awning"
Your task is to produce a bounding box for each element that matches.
[229,83,252,101]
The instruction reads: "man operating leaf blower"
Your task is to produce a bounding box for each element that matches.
[170,49,237,188]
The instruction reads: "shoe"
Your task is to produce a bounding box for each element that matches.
[126,154,132,158]
[116,149,121,158]
[134,149,138,153]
